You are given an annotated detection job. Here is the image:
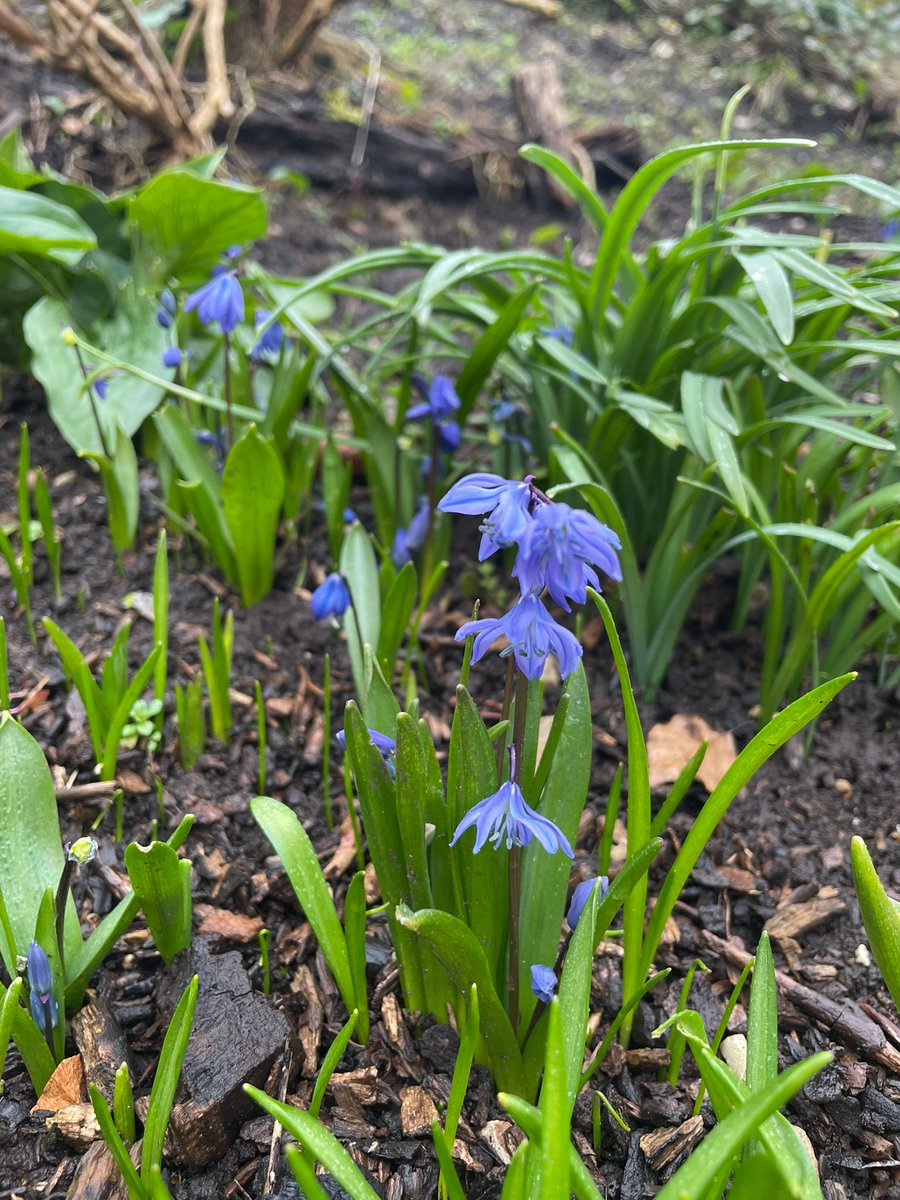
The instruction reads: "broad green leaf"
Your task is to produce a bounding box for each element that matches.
[129,170,266,282]
[519,144,611,236]
[124,840,191,966]
[747,932,778,1094]
[539,1000,569,1200]
[222,424,285,605]
[0,715,79,973]
[555,882,601,1107]
[376,561,417,680]
[0,185,95,262]
[250,797,354,1009]
[25,292,167,454]
[396,904,526,1095]
[851,836,900,1011]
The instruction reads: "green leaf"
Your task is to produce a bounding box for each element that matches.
[519,665,592,1016]
[89,1084,147,1199]
[24,292,168,455]
[376,562,417,680]
[539,999,570,1200]
[250,796,354,1011]
[851,836,900,1011]
[500,1093,605,1200]
[246,1085,382,1200]
[396,904,526,1095]
[0,714,79,974]
[340,522,381,659]
[343,878,369,1043]
[222,424,285,605]
[100,644,162,780]
[0,184,96,262]
[734,250,795,345]
[455,282,537,418]
[80,422,140,553]
[642,673,855,983]
[142,975,198,1179]
[309,1010,359,1120]
[655,1053,831,1200]
[555,882,601,1107]
[128,171,266,282]
[124,840,192,966]
[747,932,778,1095]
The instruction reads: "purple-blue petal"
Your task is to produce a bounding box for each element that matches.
[311,572,351,620]
[530,964,558,1004]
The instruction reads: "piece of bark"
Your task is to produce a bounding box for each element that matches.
[639,1114,704,1173]
[399,1086,440,1138]
[512,61,579,209]
[765,889,846,941]
[195,903,263,943]
[155,937,294,1167]
[71,998,133,1106]
[65,1139,133,1200]
[47,1102,101,1148]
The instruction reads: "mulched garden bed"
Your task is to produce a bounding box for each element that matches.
[1,391,899,1200]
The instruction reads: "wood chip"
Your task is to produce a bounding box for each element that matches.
[399,1085,440,1137]
[479,1119,522,1165]
[324,815,360,879]
[332,1067,378,1106]
[380,993,420,1078]
[33,1056,85,1113]
[647,713,737,792]
[116,769,150,794]
[47,1102,101,1148]
[196,905,263,943]
[639,1114,704,1171]
[624,1048,669,1070]
[765,891,846,941]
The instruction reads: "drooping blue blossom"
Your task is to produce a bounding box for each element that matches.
[27,940,58,1034]
[311,572,351,620]
[250,309,284,361]
[530,964,558,1004]
[439,473,533,559]
[162,346,185,369]
[336,728,396,757]
[450,775,573,855]
[184,270,244,334]
[566,876,609,931]
[516,501,622,611]
[93,377,109,401]
[456,593,582,680]
[156,289,177,329]
[392,497,431,568]
[490,399,532,455]
[883,218,899,241]
[406,374,461,453]
[336,726,396,776]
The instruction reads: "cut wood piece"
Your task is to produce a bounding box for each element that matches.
[512,60,583,208]
[71,998,133,1107]
[639,1114,704,1172]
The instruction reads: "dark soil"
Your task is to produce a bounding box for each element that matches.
[1,388,899,1200]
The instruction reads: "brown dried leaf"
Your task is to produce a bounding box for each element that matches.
[33,1055,85,1113]
[647,713,736,792]
[196,905,263,943]
[324,815,360,879]
[116,769,151,795]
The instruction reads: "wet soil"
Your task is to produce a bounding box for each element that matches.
[0,392,898,1199]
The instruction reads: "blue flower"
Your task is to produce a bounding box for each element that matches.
[94,377,109,401]
[195,428,227,470]
[530,964,558,1004]
[516,502,622,611]
[456,593,582,680]
[883,218,899,241]
[156,289,177,329]
[545,324,574,346]
[336,728,396,757]
[439,473,534,559]
[27,940,58,1034]
[406,374,461,453]
[392,498,431,568]
[162,346,184,369]
[250,309,284,360]
[450,776,573,855]
[311,572,351,620]
[184,271,244,334]
[566,876,609,930]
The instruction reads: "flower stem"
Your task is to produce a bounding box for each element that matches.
[507,669,529,1033]
[222,331,234,451]
[421,419,441,583]
[495,656,516,782]
[73,344,111,458]
[54,859,73,977]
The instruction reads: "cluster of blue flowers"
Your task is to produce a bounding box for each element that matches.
[439,473,622,680]
[27,940,57,1035]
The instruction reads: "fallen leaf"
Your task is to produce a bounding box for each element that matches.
[647,713,737,792]
[32,1055,85,1113]
[196,905,263,943]
[116,769,151,794]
